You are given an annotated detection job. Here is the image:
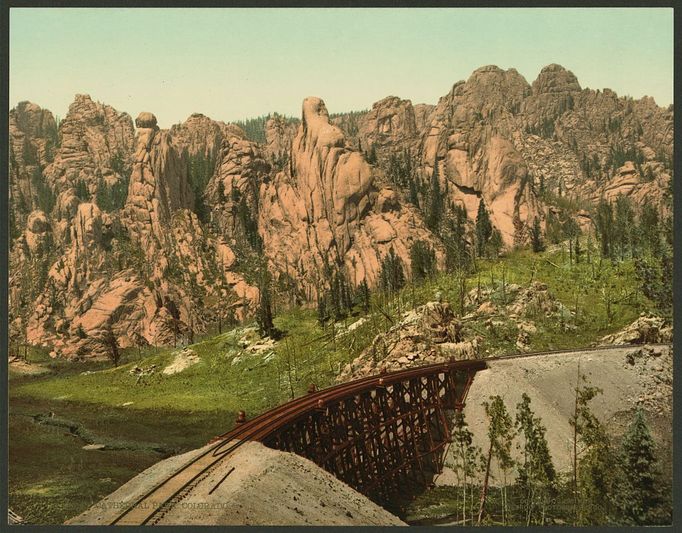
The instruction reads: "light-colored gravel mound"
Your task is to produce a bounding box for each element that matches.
[436,345,672,485]
[162,348,200,375]
[69,441,405,526]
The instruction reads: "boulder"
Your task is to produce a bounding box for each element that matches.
[135,112,158,129]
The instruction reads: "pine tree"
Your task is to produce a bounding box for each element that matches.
[317,294,329,326]
[634,204,672,317]
[478,395,514,524]
[188,151,214,222]
[326,270,353,321]
[489,228,504,258]
[451,410,483,525]
[444,204,470,273]
[95,177,128,212]
[237,196,262,253]
[563,216,580,265]
[613,409,667,525]
[531,218,545,253]
[379,247,405,294]
[357,279,370,313]
[574,236,582,264]
[256,273,278,338]
[570,370,612,525]
[408,178,420,207]
[476,198,493,258]
[102,325,121,367]
[328,274,340,320]
[639,203,661,256]
[515,393,557,525]
[74,180,89,201]
[614,196,635,260]
[426,161,444,233]
[165,300,182,349]
[367,144,378,164]
[594,199,614,259]
[409,240,436,282]
[512,214,526,248]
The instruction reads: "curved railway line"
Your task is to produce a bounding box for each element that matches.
[107,343,662,525]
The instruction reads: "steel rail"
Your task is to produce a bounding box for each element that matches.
[484,342,667,362]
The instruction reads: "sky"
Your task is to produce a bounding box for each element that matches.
[10,8,674,128]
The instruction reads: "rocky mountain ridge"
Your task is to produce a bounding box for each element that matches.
[8,64,673,359]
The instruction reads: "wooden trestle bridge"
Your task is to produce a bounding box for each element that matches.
[110,357,487,525]
[264,358,487,508]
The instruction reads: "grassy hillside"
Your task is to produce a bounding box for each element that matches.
[8,241,655,524]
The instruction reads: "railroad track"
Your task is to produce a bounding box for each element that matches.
[484,342,669,362]
[107,342,666,525]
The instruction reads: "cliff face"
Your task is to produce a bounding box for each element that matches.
[10,99,259,359]
[357,96,419,155]
[519,64,672,210]
[259,97,442,295]
[44,95,135,202]
[8,64,673,359]
[123,112,194,252]
[416,66,537,244]
[353,64,672,245]
[264,114,297,161]
[9,102,59,237]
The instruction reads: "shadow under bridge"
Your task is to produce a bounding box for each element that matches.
[256,358,487,511]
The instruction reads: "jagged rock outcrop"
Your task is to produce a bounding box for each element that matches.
[119,112,257,341]
[600,315,673,346]
[23,210,52,254]
[169,113,228,159]
[10,102,261,360]
[259,97,443,294]
[9,102,59,236]
[360,64,672,245]
[44,94,135,200]
[413,103,435,133]
[292,97,374,256]
[337,301,480,382]
[416,65,539,245]
[264,114,297,161]
[204,125,270,239]
[124,112,193,252]
[357,96,418,155]
[524,63,582,130]
[8,63,674,360]
[517,64,673,216]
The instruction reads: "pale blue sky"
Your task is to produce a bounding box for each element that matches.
[10,8,673,128]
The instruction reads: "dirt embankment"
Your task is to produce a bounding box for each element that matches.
[68,441,405,526]
[436,344,673,485]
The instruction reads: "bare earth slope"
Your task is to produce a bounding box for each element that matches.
[437,345,672,485]
[68,441,405,526]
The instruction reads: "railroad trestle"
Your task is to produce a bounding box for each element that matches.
[262,360,486,507]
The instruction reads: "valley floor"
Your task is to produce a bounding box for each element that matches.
[8,247,671,524]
